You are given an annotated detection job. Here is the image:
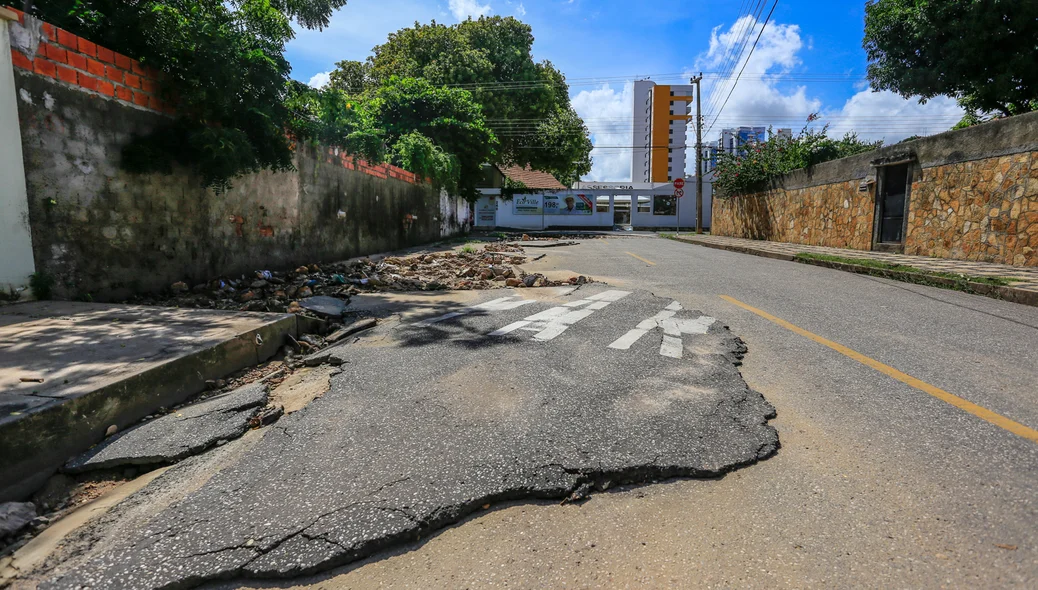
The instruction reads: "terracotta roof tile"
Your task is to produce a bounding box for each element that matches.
[498,165,567,190]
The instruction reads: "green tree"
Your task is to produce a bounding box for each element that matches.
[284,82,384,163]
[371,77,498,199]
[358,16,591,182]
[863,0,1038,119]
[327,59,373,93]
[35,0,349,191]
[713,125,881,197]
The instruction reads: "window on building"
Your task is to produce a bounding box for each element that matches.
[596,197,610,213]
[653,195,677,216]
[637,197,650,213]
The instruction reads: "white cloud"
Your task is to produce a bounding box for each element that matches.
[449,0,493,21]
[308,71,331,88]
[572,83,634,182]
[693,16,963,144]
[825,89,962,143]
[515,2,526,17]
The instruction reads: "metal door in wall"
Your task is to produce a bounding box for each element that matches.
[875,163,910,247]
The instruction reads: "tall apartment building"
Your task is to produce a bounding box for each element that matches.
[631,80,696,183]
[702,126,793,172]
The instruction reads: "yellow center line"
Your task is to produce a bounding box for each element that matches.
[719,295,1038,445]
[625,252,656,266]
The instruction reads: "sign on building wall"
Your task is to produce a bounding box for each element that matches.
[544,194,594,215]
[476,198,497,225]
[513,195,543,215]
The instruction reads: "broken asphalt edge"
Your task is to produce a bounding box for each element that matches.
[0,315,298,503]
[123,420,780,590]
[669,236,1038,308]
[62,384,270,474]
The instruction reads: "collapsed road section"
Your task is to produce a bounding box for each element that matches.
[36,286,778,589]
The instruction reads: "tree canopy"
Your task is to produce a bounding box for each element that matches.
[37,4,588,194]
[36,0,350,190]
[332,16,592,184]
[863,0,1038,119]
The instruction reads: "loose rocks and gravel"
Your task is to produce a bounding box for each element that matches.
[132,244,592,316]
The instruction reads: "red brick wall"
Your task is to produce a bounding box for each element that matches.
[6,6,171,114]
[6,7,426,186]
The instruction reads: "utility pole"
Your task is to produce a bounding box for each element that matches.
[691,73,704,234]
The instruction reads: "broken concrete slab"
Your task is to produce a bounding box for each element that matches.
[64,384,269,474]
[0,502,36,538]
[298,296,348,319]
[325,318,377,343]
[0,302,297,502]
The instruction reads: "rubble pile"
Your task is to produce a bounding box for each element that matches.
[133,244,591,315]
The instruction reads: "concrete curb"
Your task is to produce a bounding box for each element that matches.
[670,236,1038,308]
[0,314,298,502]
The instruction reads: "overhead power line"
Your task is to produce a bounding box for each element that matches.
[706,0,781,136]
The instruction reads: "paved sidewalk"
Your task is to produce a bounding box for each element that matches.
[0,302,296,501]
[674,234,1038,295]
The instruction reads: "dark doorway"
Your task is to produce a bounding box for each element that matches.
[876,164,910,247]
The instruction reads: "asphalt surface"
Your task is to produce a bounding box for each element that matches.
[64,384,268,474]
[39,285,777,589]
[232,236,1038,589]
[25,236,1038,588]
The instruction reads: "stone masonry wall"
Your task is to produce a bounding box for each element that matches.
[906,152,1038,265]
[711,180,876,250]
[711,111,1038,266]
[9,10,466,300]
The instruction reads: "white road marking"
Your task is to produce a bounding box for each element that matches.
[564,299,593,308]
[608,328,651,350]
[587,290,631,302]
[608,301,717,359]
[492,290,632,341]
[660,335,684,358]
[415,297,536,327]
[489,320,532,336]
[660,316,716,336]
[475,297,538,312]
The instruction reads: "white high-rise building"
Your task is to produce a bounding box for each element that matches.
[631,80,696,183]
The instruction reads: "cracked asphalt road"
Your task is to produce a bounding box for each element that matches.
[39,285,776,589]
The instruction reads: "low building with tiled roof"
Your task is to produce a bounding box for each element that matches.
[478,164,567,191]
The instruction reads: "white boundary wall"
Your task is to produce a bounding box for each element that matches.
[476,180,711,230]
[0,11,36,296]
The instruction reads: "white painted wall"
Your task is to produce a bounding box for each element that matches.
[0,15,36,296]
[630,181,712,228]
[474,192,499,228]
[439,190,472,237]
[478,184,712,231]
[495,193,614,230]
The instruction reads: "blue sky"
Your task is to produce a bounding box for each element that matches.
[287,0,962,181]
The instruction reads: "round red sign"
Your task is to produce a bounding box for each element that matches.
[673,178,685,189]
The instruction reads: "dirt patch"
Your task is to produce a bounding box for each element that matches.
[269,367,335,415]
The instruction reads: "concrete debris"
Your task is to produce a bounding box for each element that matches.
[129,244,587,315]
[0,502,36,539]
[326,318,378,343]
[64,383,269,474]
[298,296,348,318]
[249,404,284,428]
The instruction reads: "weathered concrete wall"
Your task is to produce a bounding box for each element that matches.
[712,111,1038,266]
[13,67,465,301]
